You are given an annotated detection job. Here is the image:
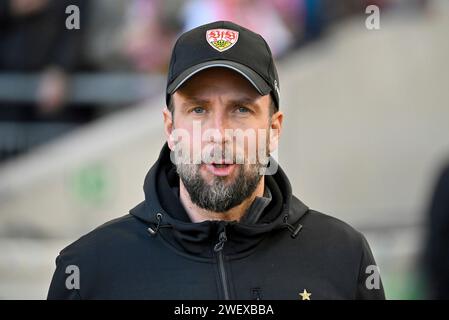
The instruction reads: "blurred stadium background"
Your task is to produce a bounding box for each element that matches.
[0,0,448,299]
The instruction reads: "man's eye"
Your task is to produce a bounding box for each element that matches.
[192,107,205,114]
[236,106,250,113]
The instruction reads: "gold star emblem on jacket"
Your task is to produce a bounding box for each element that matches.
[299,289,311,300]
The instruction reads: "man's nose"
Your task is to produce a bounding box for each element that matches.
[201,109,233,145]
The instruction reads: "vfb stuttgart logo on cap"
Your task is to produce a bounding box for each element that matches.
[206,28,239,52]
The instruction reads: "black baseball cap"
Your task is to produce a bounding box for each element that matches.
[166,21,280,109]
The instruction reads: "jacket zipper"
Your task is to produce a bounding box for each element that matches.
[214,230,230,300]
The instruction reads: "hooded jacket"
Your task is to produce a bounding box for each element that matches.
[48,143,385,300]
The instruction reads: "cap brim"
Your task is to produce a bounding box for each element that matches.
[167,60,271,96]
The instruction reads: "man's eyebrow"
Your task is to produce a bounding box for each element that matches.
[227,97,260,108]
[180,97,210,108]
[179,96,261,108]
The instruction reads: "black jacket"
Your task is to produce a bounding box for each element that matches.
[425,162,449,299]
[48,144,385,300]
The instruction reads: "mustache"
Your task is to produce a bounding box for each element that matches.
[171,142,269,166]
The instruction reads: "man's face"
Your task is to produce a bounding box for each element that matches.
[163,67,283,212]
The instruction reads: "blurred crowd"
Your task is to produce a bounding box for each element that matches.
[0,0,429,161]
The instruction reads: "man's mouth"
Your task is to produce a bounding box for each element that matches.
[212,164,229,168]
[203,162,236,176]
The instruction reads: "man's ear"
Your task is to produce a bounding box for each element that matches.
[269,110,283,153]
[163,106,175,150]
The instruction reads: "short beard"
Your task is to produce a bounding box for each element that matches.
[176,162,264,213]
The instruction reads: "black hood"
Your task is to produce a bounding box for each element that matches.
[130,143,309,259]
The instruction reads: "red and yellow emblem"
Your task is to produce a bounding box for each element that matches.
[206,28,239,52]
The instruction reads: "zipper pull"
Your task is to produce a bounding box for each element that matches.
[214,230,228,252]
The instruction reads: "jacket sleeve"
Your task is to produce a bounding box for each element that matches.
[47,252,82,300]
[355,233,386,299]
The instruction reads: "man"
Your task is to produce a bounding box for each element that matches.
[48,21,385,300]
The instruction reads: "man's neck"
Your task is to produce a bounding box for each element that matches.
[179,177,265,223]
